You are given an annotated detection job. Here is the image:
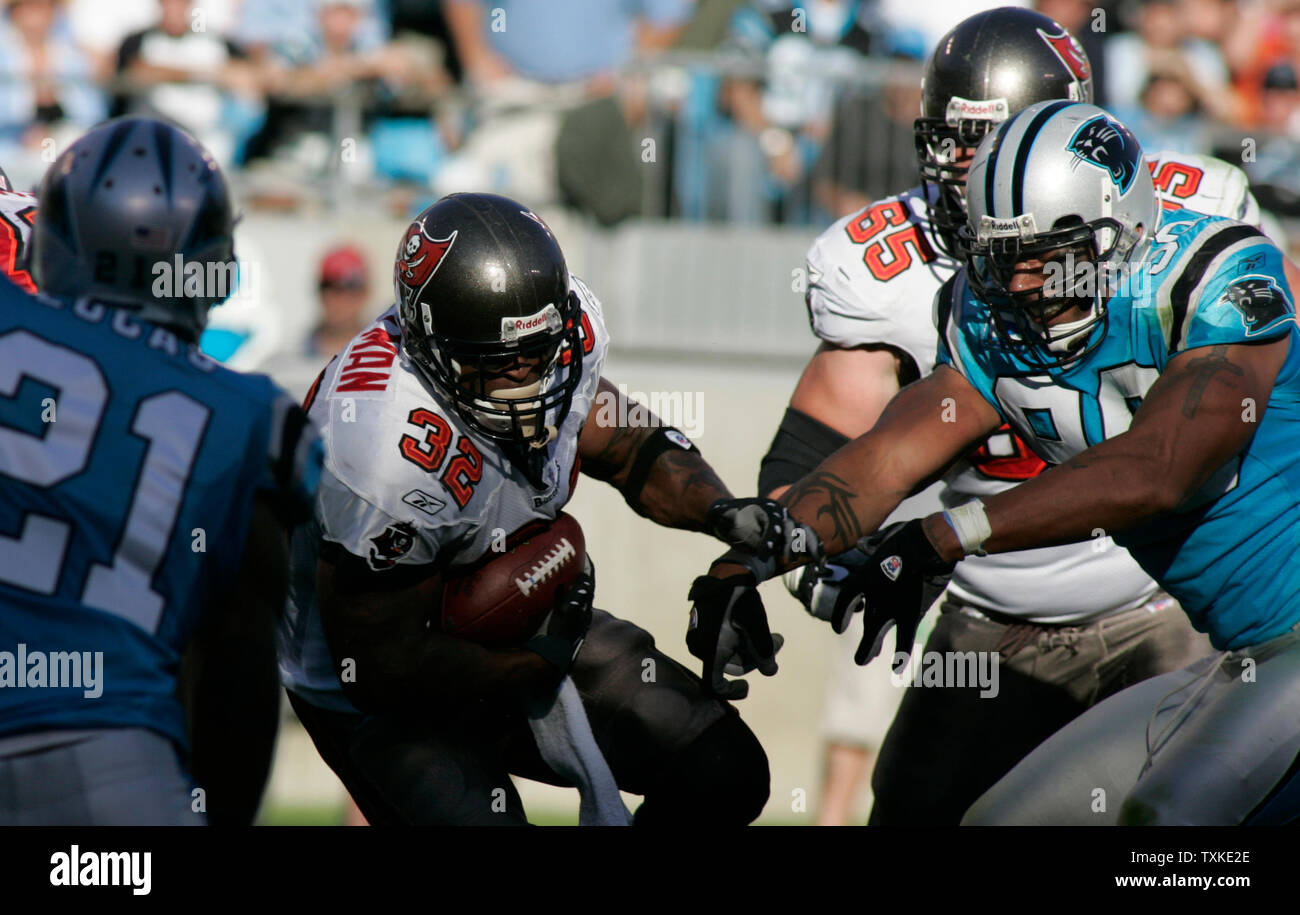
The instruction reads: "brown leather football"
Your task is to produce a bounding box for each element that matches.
[439,512,586,645]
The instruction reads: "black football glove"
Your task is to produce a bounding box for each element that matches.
[704,497,823,582]
[526,556,595,677]
[686,571,783,700]
[831,520,954,669]
[783,546,870,623]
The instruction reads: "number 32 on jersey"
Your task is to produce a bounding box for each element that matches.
[398,408,483,508]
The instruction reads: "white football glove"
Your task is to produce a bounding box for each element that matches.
[783,547,871,622]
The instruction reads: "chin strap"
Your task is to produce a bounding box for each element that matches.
[528,425,558,450]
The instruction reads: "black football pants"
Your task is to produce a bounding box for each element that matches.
[289,610,769,825]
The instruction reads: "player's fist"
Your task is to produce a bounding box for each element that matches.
[704,497,823,581]
[687,570,783,700]
[831,520,954,668]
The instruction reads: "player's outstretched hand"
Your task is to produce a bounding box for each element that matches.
[783,545,870,622]
[830,520,954,668]
[687,570,783,700]
[704,497,822,581]
[526,556,595,677]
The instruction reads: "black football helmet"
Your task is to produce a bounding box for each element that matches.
[30,117,236,343]
[915,7,1094,257]
[394,193,583,451]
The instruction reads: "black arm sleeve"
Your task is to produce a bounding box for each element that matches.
[757,407,851,496]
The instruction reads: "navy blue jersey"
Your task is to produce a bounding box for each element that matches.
[938,209,1300,649]
[0,286,321,746]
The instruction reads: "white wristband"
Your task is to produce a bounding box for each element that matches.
[944,499,992,557]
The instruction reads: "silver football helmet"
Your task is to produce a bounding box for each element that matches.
[961,101,1158,367]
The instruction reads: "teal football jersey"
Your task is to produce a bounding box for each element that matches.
[0,287,322,746]
[938,209,1300,649]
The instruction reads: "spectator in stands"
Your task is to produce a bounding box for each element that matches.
[705,1,876,225]
[66,0,157,81]
[305,242,372,360]
[1260,59,1300,137]
[248,0,434,180]
[115,0,264,166]
[810,50,921,218]
[1245,60,1300,216]
[1106,0,1240,125]
[1115,65,1215,155]
[1221,0,1300,128]
[439,0,692,217]
[235,0,387,64]
[0,0,105,189]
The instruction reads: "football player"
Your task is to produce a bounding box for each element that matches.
[758,7,1229,825]
[0,118,322,825]
[699,100,1300,825]
[279,193,770,825]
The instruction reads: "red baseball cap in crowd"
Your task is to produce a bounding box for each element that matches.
[320,244,368,289]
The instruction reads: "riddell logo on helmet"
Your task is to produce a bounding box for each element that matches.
[977,214,1038,242]
[501,304,561,342]
[946,96,1008,125]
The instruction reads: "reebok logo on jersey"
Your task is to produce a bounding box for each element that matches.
[880,555,903,581]
[402,489,446,516]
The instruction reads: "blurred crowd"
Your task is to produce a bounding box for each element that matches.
[4,0,1300,225]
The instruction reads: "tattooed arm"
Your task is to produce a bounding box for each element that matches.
[926,340,1290,562]
[768,365,1001,559]
[579,377,731,531]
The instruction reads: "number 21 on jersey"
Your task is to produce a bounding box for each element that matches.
[0,330,207,634]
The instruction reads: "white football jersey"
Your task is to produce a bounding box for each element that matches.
[278,276,610,710]
[0,189,37,293]
[1146,149,1259,227]
[806,185,1163,622]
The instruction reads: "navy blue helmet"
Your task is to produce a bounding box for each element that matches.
[31,117,236,343]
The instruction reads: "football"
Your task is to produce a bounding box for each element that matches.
[439,512,587,646]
